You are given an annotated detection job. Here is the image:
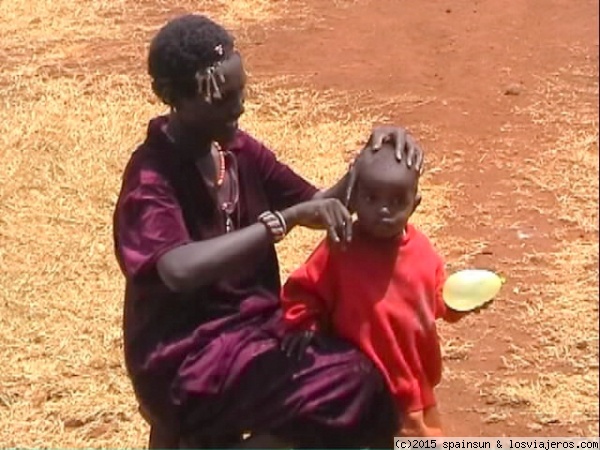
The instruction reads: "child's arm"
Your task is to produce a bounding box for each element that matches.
[281,240,336,332]
[434,258,468,323]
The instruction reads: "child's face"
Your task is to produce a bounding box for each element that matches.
[354,167,420,239]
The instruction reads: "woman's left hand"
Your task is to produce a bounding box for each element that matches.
[368,125,424,171]
[343,125,425,208]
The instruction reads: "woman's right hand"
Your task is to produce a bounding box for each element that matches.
[282,198,353,244]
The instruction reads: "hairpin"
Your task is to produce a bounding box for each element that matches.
[195,44,228,103]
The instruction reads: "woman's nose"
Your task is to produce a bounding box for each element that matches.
[235,92,245,116]
[231,101,244,119]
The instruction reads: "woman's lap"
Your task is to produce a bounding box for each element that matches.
[143,295,397,447]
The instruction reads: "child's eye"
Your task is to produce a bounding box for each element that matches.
[392,196,410,208]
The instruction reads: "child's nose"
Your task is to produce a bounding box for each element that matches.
[378,205,391,217]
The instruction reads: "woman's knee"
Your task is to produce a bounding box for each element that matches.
[340,350,399,439]
[339,345,385,388]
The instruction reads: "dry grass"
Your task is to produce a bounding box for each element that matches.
[488,54,599,433]
[0,0,308,90]
[0,1,450,447]
[5,0,597,443]
[494,371,599,432]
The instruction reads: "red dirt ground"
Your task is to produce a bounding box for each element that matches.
[239,0,598,437]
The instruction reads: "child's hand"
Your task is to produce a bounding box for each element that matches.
[471,300,493,315]
[445,300,492,322]
[280,330,315,361]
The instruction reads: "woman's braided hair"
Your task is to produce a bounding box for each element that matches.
[148,14,234,106]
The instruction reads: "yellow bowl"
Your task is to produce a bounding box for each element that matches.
[443,269,503,312]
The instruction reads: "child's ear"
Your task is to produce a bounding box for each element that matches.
[412,192,422,213]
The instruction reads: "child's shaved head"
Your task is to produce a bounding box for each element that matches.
[353,142,421,239]
[355,142,420,193]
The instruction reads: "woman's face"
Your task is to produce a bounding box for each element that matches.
[176,52,247,145]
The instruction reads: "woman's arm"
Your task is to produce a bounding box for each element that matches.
[116,172,286,293]
[155,204,300,293]
[157,222,272,292]
[157,198,351,292]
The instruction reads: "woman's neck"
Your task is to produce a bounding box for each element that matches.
[166,113,212,158]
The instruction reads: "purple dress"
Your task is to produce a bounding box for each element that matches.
[112,116,397,447]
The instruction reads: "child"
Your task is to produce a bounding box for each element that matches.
[280,142,482,438]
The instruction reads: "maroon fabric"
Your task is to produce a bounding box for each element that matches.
[112,116,397,445]
[113,115,318,377]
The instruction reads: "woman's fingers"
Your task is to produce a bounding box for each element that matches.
[405,134,424,171]
[282,332,313,361]
[367,126,425,173]
[343,207,353,243]
[344,163,358,210]
[291,198,352,243]
[392,129,408,163]
[335,211,348,243]
[370,125,397,151]
[320,207,340,243]
[286,337,301,360]
[328,200,353,244]
[333,203,352,243]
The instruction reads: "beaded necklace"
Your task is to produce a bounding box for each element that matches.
[163,125,239,233]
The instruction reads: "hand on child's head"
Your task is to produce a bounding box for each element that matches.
[366,126,424,172]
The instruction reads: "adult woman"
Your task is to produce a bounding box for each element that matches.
[113,14,424,448]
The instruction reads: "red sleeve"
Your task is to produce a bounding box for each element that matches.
[280,240,337,331]
[244,134,319,210]
[114,168,192,281]
[434,259,448,319]
[435,258,468,323]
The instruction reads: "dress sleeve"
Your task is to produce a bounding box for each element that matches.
[248,135,319,211]
[435,258,467,323]
[115,169,192,282]
[280,240,337,331]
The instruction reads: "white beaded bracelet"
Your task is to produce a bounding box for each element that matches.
[257,211,286,243]
[273,211,287,235]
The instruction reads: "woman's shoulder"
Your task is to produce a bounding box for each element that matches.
[226,129,277,162]
[227,129,260,151]
[116,143,179,208]
[120,117,174,187]
[122,145,170,190]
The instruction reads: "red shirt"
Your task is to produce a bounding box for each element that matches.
[281,224,459,414]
